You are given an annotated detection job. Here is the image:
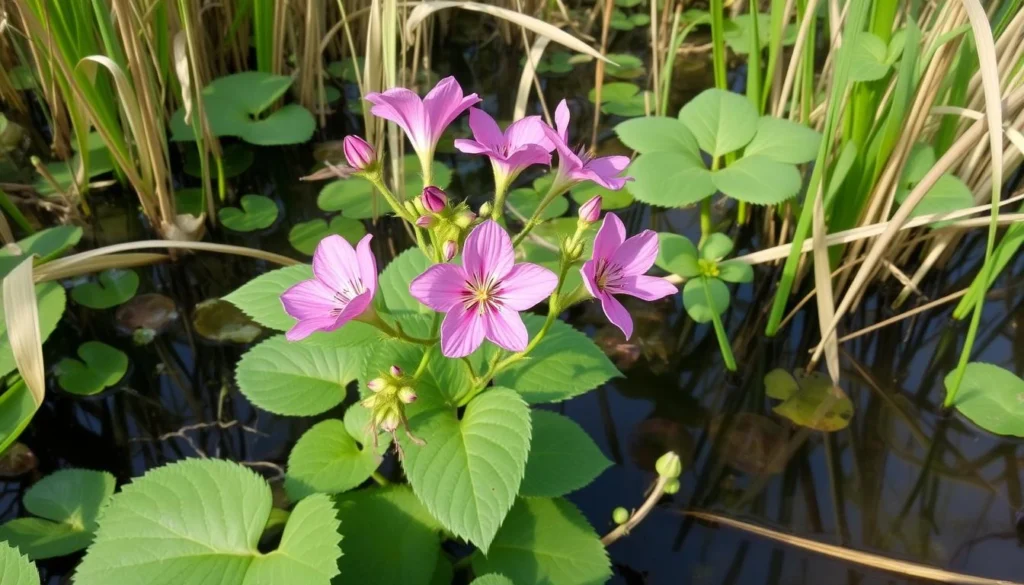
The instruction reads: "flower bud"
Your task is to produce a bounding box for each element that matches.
[343,135,375,171]
[663,478,680,495]
[367,377,386,392]
[612,507,629,525]
[361,394,379,409]
[579,195,602,223]
[478,202,492,218]
[655,451,683,479]
[380,408,401,433]
[389,365,403,378]
[421,186,448,213]
[415,215,435,228]
[566,240,585,262]
[398,387,418,404]
[443,240,458,261]
[454,211,477,229]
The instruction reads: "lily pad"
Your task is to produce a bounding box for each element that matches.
[192,298,262,344]
[318,156,451,219]
[32,133,113,197]
[521,51,575,75]
[183,143,254,179]
[588,83,647,117]
[289,216,367,255]
[114,293,178,340]
[764,369,853,432]
[169,72,316,145]
[570,182,634,210]
[56,341,128,396]
[71,269,139,309]
[605,53,645,79]
[0,443,36,478]
[0,226,82,279]
[946,363,1024,437]
[506,188,568,220]
[218,194,278,232]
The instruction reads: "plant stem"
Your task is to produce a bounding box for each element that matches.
[371,471,390,486]
[491,173,510,222]
[600,475,671,545]
[357,311,436,346]
[703,278,737,371]
[413,315,441,380]
[0,188,34,234]
[709,0,728,90]
[511,180,569,248]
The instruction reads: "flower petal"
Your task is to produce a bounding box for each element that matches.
[366,88,427,152]
[423,76,480,145]
[599,292,634,340]
[409,263,469,312]
[580,260,600,299]
[467,107,504,150]
[506,115,554,152]
[554,99,571,143]
[440,303,486,358]
[463,220,515,282]
[498,262,557,310]
[611,230,659,276]
[483,305,528,352]
[619,275,678,301]
[579,155,632,190]
[281,279,339,321]
[354,234,377,296]
[453,138,492,155]
[313,235,362,293]
[593,213,626,261]
[286,316,338,341]
[501,145,552,174]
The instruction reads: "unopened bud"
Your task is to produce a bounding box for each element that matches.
[655,451,682,479]
[361,394,379,409]
[612,507,629,525]
[380,409,401,433]
[367,377,386,392]
[662,478,680,495]
[478,202,492,218]
[398,387,418,404]
[579,195,602,223]
[443,240,458,261]
[404,200,419,217]
[455,211,476,229]
[415,215,435,228]
[421,186,447,213]
[567,240,585,261]
[343,135,375,171]
[389,365,403,378]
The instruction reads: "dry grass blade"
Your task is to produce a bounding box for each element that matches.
[405,1,611,63]
[683,511,1023,585]
[35,253,170,282]
[173,32,193,124]
[811,184,839,383]
[3,258,44,407]
[514,34,551,122]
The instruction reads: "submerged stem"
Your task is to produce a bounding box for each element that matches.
[703,277,736,371]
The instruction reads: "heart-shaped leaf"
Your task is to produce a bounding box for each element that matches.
[655,233,700,278]
[56,342,128,396]
[284,409,389,501]
[682,277,730,323]
[218,194,278,232]
[520,411,611,497]
[946,363,1024,437]
[615,116,700,155]
[605,53,645,79]
[700,233,734,260]
[192,298,262,343]
[71,269,138,309]
[678,88,758,157]
[765,369,854,431]
[712,155,802,205]
[848,32,890,82]
[318,156,451,218]
[743,117,822,164]
[718,260,754,283]
[588,82,647,117]
[628,151,716,207]
[288,216,367,255]
[0,541,39,585]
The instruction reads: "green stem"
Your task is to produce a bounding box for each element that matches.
[709,0,728,90]
[491,174,510,222]
[367,174,416,223]
[215,153,226,203]
[371,471,390,486]
[413,315,442,380]
[700,199,713,245]
[703,277,736,371]
[0,188,34,234]
[512,181,569,248]
[357,311,436,345]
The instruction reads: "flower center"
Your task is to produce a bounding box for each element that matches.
[595,260,621,293]
[697,259,720,278]
[463,278,500,314]
[329,280,365,316]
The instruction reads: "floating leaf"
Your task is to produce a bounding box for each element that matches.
[224,264,313,330]
[0,541,39,585]
[192,298,262,343]
[506,188,568,220]
[570,182,634,210]
[712,155,802,205]
[318,156,451,218]
[615,116,700,155]
[32,134,113,197]
[848,32,891,82]
[289,216,367,255]
[56,342,128,396]
[0,283,66,380]
[75,459,342,585]
[285,412,388,501]
[71,268,139,309]
[605,53,645,79]
[0,443,36,478]
[521,50,575,75]
[471,576,515,585]
[183,143,254,179]
[327,57,365,82]
[628,151,716,207]
[655,233,700,278]
[521,411,611,497]
[114,293,178,338]
[379,248,433,314]
[743,117,822,164]
[0,469,115,559]
[218,194,278,232]
[682,277,729,323]
[587,82,646,117]
[709,413,788,475]
[765,369,853,432]
[609,9,636,30]
[717,260,754,283]
[0,226,82,278]
[472,498,610,585]
[678,88,758,157]
[947,363,1024,437]
[700,233,734,261]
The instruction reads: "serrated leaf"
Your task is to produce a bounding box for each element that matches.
[379,248,433,314]
[401,388,531,553]
[743,117,822,164]
[0,469,115,559]
[678,88,758,157]
[682,277,730,323]
[0,542,39,585]
[71,268,139,309]
[495,315,620,403]
[235,335,363,416]
[285,417,388,501]
[711,155,801,205]
[219,194,279,232]
[628,151,716,207]
[0,282,65,380]
[56,341,128,396]
[333,486,442,585]
[614,116,699,155]
[472,498,610,585]
[848,32,890,82]
[224,264,313,330]
[318,156,451,218]
[75,459,342,585]
[289,216,367,255]
[521,411,611,497]
[947,363,1024,437]
[471,576,516,585]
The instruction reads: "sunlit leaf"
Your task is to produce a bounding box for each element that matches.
[318,156,451,218]
[947,363,1024,437]
[288,216,367,255]
[218,194,279,232]
[285,414,388,500]
[0,541,39,585]
[712,155,802,205]
[628,151,716,207]
[717,260,753,284]
[56,342,128,396]
[379,248,433,314]
[848,32,891,82]
[224,264,312,330]
[192,298,262,344]
[471,576,515,585]
[506,188,568,220]
[521,410,611,497]
[682,277,729,323]
[700,233,734,261]
[604,53,645,79]
[765,370,854,432]
[71,268,139,309]
[678,88,758,157]
[743,117,822,164]
[587,83,646,117]
[0,227,82,278]
[570,182,634,210]
[655,233,700,278]
[614,117,699,155]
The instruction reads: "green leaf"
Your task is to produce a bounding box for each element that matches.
[605,53,645,79]
[628,151,716,207]
[219,194,279,232]
[678,88,758,157]
[495,315,620,403]
[289,216,367,255]
[700,233,734,261]
[318,156,451,218]
[521,411,611,497]
[587,83,646,117]
[32,134,114,198]
[401,388,531,552]
[717,260,754,284]
[379,248,433,314]
[471,576,516,585]
[0,282,66,379]
[947,363,1024,437]
[56,341,128,396]
[506,188,568,220]
[609,9,635,30]
[0,226,82,278]
[768,370,853,432]
[327,57,365,82]
[712,155,802,205]
[896,174,974,225]
[170,72,316,145]
[764,368,800,400]
[472,498,610,585]
[183,143,254,179]
[655,233,700,278]
[0,381,37,455]
[901,143,937,185]
[225,264,313,330]
[570,182,634,210]
[614,117,699,155]
[360,334,472,417]
[174,188,205,217]
[334,486,442,585]
[75,459,342,585]
[848,32,891,82]
[192,298,262,344]
[0,542,39,585]
[723,14,797,54]
[743,117,822,164]
[285,415,388,501]
[682,277,730,323]
[235,334,362,416]
[70,268,138,309]
[0,469,115,559]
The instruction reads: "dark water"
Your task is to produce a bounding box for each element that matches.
[3,20,1023,585]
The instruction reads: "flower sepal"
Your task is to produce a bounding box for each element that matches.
[361,365,425,459]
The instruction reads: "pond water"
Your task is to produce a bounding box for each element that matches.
[2,18,1023,585]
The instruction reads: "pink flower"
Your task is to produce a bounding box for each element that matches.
[280,234,377,341]
[420,186,447,213]
[366,76,480,164]
[343,135,375,171]
[454,108,553,186]
[579,195,602,223]
[409,220,558,358]
[546,100,631,192]
[581,214,677,339]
